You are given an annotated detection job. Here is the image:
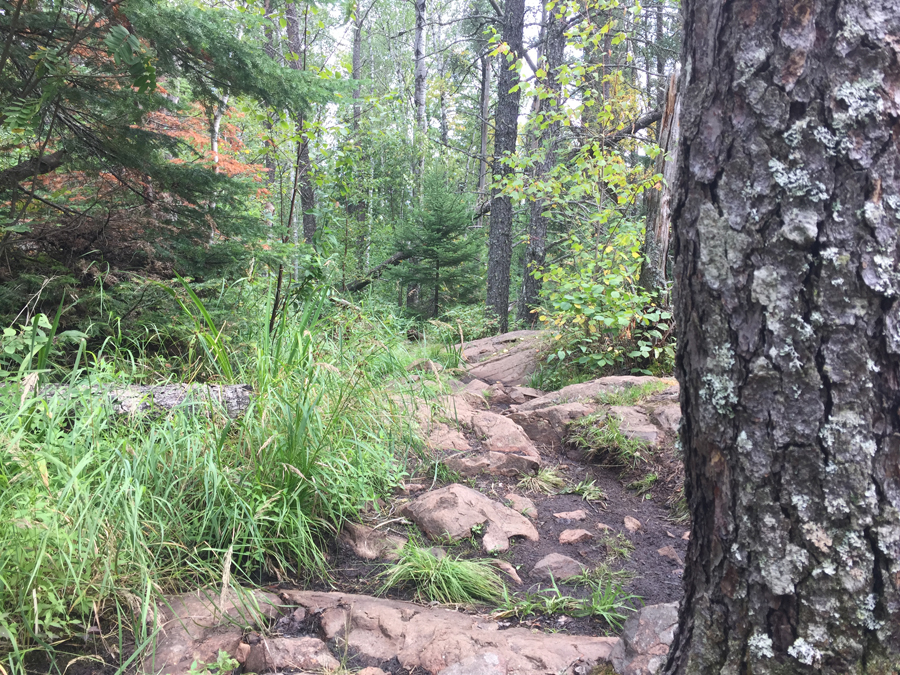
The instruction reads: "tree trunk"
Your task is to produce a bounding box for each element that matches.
[413,0,427,189]
[476,55,491,230]
[286,1,317,246]
[638,70,679,299]
[352,8,362,132]
[666,0,900,671]
[485,0,525,333]
[518,9,565,325]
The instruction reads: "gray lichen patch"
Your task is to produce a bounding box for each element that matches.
[700,345,738,416]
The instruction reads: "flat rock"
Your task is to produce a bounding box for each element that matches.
[438,652,505,675]
[507,402,596,449]
[401,484,539,553]
[463,331,546,386]
[531,553,587,581]
[559,529,594,544]
[554,509,587,521]
[142,589,282,675]
[609,406,660,445]
[429,422,472,452]
[505,493,538,519]
[513,377,675,412]
[657,546,683,565]
[610,603,679,675]
[244,636,339,673]
[444,452,540,477]
[279,590,618,675]
[339,522,406,561]
[624,516,643,532]
[508,385,543,403]
[486,382,514,405]
[472,411,540,459]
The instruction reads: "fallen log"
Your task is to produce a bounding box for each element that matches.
[37,383,253,418]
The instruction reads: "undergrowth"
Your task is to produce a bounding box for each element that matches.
[0,279,436,674]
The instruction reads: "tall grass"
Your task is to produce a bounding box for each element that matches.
[0,280,424,673]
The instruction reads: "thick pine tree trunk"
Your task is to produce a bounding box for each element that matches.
[666,0,900,672]
[476,55,491,231]
[485,0,525,333]
[519,10,565,325]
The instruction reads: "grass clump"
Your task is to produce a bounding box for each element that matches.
[494,577,637,630]
[567,414,650,468]
[561,479,606,503]
[626,473,659,496]
[594,381,669,406]
[517,467,566,494]
[378,545,506,605]
[598,532,636,560]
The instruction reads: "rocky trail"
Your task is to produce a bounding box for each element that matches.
[144,331,688,675]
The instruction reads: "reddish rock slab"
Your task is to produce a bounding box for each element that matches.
[505,493,538,519]
[531,553,587,581]
[610,603,679,675]
[513,376,676,412]
[554,509,588,521]
[559,529,594,544]
[278,590,618,675]
[609,406,660,445]
[443,452,540,477]
[463,331,546,386]
[244,636,339,673]
[507,401,596,449]
[429,422,473,452]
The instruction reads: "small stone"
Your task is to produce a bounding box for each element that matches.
[596,522,612,531]
[531,553,587,581]
[682,531,691,540]
[624,516,643,532]
[658,545,683,565]
[492,560,523,585]
[505,493,538,519]
[234,642,250,664]
[403,483,426,494]
[666,531,675,538]
[554,509,588,521]
[559,529,594,544]
[358,668,388,675]
[430,547,447,560]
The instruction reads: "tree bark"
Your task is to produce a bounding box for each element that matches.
[666,0,900,671]
[476,54,491,230]
[485,0,525,333]
[519,9,565,325]
[413,0,427,189]
[638,71,679,299]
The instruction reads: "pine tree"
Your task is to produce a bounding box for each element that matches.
[390,172,480,317]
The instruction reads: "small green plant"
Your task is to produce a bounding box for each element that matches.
[598,532,635,561]
[185,650,240,675]
[669,490,690,524]
[567,414,650,468]
[626,473,658,496]
[377,544,505,605]
[517,467,566,494]
[561,479,606,502]
[570,562,635,587]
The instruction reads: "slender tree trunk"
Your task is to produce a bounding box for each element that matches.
[666,0,900,671]
[476,55,491,230]
[433,262,440,317]
[485,0,525,333]
[286,1,317,245]
[352,8,362,132]
[519,9,565,325]
[638,70,679,299]
[209,96,228,168]
[413,0,427,190]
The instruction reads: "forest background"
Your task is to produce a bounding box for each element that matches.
[0,0,684,668]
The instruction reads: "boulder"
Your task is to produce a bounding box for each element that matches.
[486,382,514,405]
[244,636,339,673]
[472,411,540,460]
[610,603,679,675]
[401,484,539,553]
[141,589,282,675]
[513,377,674,412]
[531,553,587,581]
[463,331,546,386]
[609,407,660,445]
[339,522,407,561]
[651,404,682,434]
[508,402,596,449]
[279,590,618,675]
